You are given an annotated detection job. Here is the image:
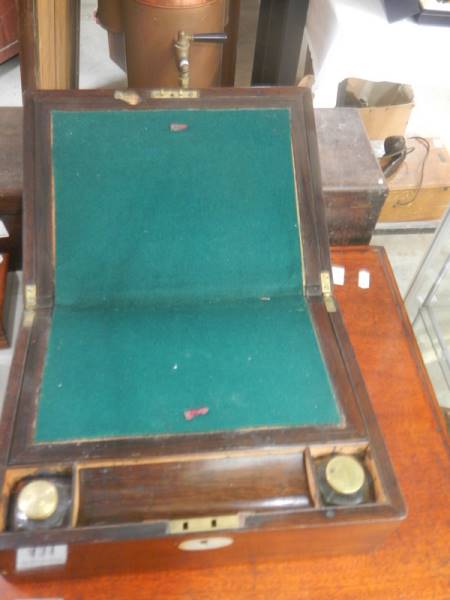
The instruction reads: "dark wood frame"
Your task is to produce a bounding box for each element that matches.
[221,0,241,86]
[252,0,309,85]
[0,87,405,578]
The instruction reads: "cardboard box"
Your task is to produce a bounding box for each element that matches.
[336,78,414,140]
[380,137,450,222]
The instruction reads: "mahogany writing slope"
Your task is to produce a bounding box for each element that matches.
[0,87,405,579]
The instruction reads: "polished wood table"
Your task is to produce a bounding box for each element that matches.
[0,246,449,599]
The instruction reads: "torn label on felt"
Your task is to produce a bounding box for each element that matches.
[184,407,209,421]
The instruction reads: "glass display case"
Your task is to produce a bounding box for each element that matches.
[406,206,450,410]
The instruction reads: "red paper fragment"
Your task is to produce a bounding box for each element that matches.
[184,407,209,421]
[170,123,189,132]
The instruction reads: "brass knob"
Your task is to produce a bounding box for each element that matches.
[17,480,59,521]
[325,455,366,495]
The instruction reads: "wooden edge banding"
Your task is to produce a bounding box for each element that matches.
[73,446,307,472]
[308,442,368,459]
[364,448,387,505]
[290,138,305,294]
[303,448,320,508]
[71,464,81,528]
[0,322,33,466]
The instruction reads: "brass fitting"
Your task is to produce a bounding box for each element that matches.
[174,30,228,90]
[174,31,193,89]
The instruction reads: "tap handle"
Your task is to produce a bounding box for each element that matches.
[191,33,228,43]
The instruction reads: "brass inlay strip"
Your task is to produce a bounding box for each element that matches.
[169,514,241,535]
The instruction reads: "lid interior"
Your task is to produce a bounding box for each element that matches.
[34,106,340,442]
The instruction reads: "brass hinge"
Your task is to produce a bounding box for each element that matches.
[23,310,35,328]
[321,271,337,313]
[150,89,200,99]
[25,284,37,310]
[168,514,241,535]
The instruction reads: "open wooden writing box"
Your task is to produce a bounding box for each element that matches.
[0,87,405,578]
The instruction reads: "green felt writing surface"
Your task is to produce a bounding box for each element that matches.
[35,108,340,442]
[36,298,339,441]
[53,109,302,307]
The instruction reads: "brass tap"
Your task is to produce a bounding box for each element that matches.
[174,31,228,90]
[174,31,193,90]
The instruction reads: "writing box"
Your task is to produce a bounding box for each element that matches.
[0,87,405,578]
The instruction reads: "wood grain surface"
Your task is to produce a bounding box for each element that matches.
[0,246,448,598]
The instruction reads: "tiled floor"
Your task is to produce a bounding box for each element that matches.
[0,0,449,408]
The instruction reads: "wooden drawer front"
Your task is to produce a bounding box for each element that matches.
[77,453,311,526]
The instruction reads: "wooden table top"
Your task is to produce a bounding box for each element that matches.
[1,246,449,599]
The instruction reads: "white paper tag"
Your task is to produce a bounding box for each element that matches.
[179,537,234,552]
[358,269,371,289]
[16,545,68,571]
[0,220,9,239]
[332,265,345,286]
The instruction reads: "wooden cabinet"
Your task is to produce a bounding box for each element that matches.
[0,0,19,64]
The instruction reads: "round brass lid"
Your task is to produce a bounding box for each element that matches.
[325,455,365,495]
[17,480,59,521]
